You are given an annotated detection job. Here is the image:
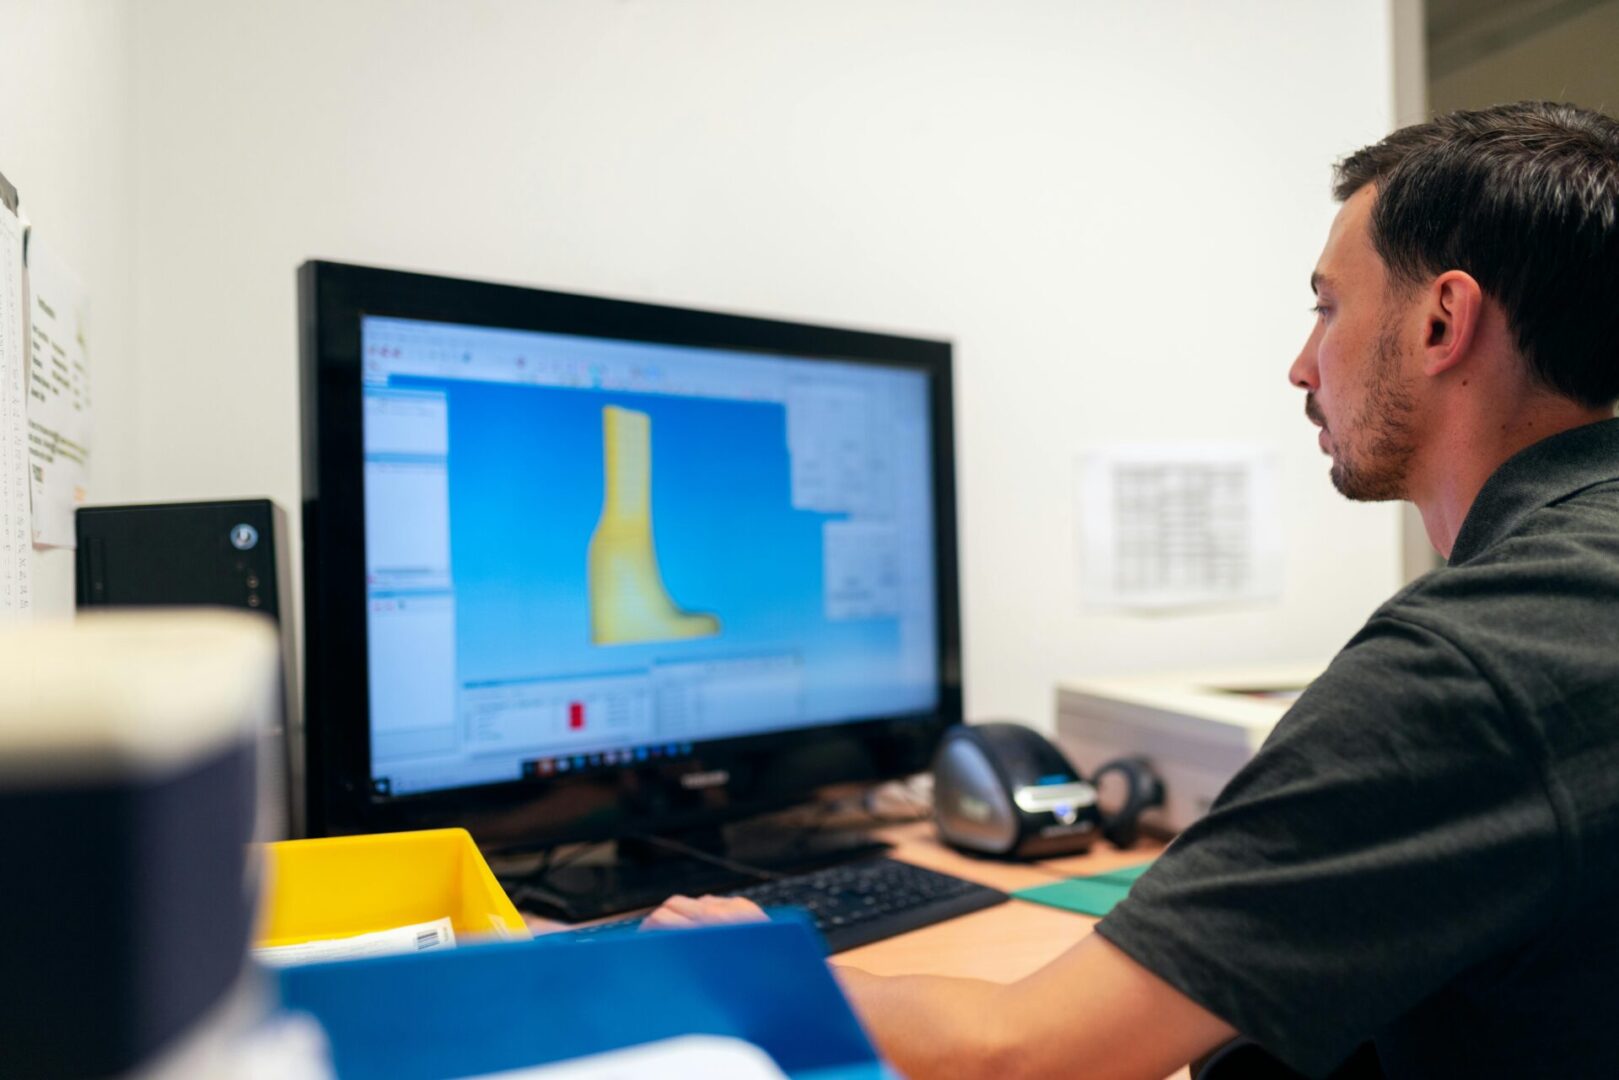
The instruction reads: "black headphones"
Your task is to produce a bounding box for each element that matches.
[1091,755,1165,848]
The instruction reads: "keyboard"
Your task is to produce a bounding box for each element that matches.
[548,856,1008,954]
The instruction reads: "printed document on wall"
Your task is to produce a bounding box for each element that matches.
[25,241,91,548]
[0,202,30,617]
[1076,443,1282,611]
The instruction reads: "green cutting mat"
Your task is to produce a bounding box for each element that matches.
[1011,860,1156,917]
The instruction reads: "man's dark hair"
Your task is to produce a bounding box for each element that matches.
[1334,101,1619,408]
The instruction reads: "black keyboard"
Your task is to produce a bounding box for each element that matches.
[548,856,1008,954]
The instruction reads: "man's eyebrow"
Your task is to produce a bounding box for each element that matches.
[1310,271,1328,295]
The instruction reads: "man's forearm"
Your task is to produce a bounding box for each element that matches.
[643,896,1232,1078]
[831,934,1235,1080]
[832,965,1012,1080]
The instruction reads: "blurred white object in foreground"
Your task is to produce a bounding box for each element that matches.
[0,610,329,1079]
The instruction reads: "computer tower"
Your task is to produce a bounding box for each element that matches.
[75,499,302,837]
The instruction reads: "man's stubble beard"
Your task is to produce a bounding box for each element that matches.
[1329,322,1418,502]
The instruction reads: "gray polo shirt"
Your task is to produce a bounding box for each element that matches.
[1098,418,1619,1078]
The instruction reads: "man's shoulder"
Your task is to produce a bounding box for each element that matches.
[1283,485,1619,741]
[1324,490,1619,762]
[1381,483,1619,630]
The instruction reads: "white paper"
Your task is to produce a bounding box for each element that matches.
[24,242,91,548]
[461,1035,790,1080]
[0,202,30,617]
[1077,443,1282,611]
[252,916,457,968]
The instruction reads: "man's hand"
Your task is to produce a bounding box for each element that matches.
[641,894,769,931]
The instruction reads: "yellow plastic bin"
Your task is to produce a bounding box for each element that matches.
[258,828,530,952]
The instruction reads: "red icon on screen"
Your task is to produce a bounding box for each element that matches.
[569,702,585,730]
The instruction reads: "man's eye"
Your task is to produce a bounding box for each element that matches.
[1310,304,1331,318]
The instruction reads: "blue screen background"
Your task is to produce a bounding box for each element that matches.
[391,375,924,712]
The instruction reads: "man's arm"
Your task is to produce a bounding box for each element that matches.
[835,931,1233,1080]
[645,896,1235,1079]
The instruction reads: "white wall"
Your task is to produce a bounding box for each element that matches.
[1392,0,1438,582]
[118,0,1401,729]
[1392,0,1429,127]
[0,0,137,617]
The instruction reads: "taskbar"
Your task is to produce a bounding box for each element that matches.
[370,741,697,796]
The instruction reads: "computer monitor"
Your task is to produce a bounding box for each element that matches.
[299,262,961,916]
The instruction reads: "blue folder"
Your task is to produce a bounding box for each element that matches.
[274,919,889,1079]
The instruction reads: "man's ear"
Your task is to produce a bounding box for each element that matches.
[1421,270,1484,377]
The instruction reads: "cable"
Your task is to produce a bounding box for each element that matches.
[498,838,616,905]
[541,838,615,875]
[624,830,784,885]
[510,778,935,910]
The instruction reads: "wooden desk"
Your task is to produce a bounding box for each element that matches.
[848,823,1188,1079]
[838,820,1160,981]
[526,821,1187,1078]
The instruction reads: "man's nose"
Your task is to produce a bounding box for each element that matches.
[1289,329,1320,391]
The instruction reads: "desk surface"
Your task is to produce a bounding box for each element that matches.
[836,821,1159,981]
[525,821,1187,1078]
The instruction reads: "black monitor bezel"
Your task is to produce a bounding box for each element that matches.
[299,260,962,847]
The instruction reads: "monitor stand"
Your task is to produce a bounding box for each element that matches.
[502,819,891,923]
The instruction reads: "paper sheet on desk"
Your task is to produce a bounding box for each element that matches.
[23,241,91,549]
[1012,860,1156,917]
[0,201,29,616]
[254,916,456,967]
[463,1036,791,1079]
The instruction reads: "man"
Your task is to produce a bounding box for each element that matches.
[648,101,1619,1078]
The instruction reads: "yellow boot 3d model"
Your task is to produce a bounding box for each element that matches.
[588,406,721,646]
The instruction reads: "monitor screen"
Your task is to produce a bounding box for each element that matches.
[299,262,960,847]
[359,315,940,797]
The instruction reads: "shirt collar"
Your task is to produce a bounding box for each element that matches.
[1449,417,1619,565]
